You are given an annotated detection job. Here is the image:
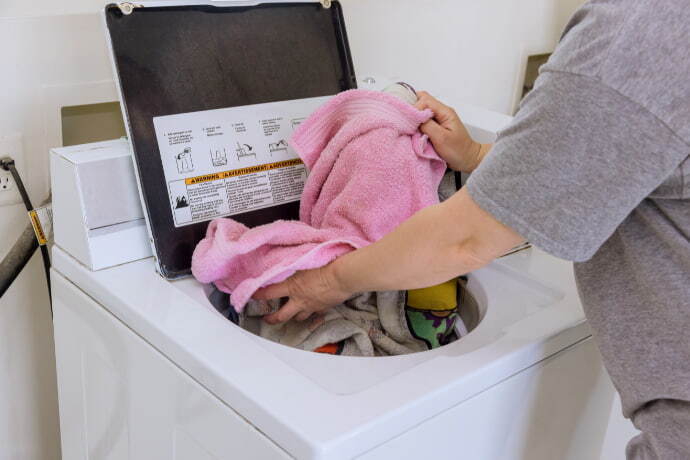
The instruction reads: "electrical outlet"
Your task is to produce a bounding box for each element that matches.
[0,133,25,207]
[0,174,14,191]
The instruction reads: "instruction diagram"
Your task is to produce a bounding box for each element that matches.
[291,118,306,130]
[176,147,195,174]
[269,139,288,154]
[210,148,228,167]
[153,95,331,228]
[235,142,257,161]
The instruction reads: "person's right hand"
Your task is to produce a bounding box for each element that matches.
[415,91,487,173]
[253,264,353,325]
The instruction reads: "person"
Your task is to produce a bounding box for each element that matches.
[255,1,690,458]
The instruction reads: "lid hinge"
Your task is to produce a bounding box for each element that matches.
[118,2,142,15]
[320,0,332,8]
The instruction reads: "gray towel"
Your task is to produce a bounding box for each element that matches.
[241,291,430,357]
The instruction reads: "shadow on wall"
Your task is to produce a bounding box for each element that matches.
[61,102,126,147]
[519,53,551,112]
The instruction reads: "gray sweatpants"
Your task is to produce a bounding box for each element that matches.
[627,400,690,460]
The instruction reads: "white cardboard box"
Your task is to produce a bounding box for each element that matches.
[50,139,152,271]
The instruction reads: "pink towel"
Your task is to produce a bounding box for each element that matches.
[192,89,447,312]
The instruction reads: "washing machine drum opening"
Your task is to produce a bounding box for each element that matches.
[206,279,482,357]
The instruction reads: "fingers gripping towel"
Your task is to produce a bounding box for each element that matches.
[192,90,447,311]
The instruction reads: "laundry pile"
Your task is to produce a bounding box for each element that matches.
[240,276,470,356]
[194,85,469,356]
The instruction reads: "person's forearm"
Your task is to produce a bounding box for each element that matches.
[330,189,524,294]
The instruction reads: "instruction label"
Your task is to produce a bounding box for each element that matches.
[153,96,330,228]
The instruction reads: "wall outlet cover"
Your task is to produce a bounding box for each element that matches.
[1,174,14,192]
[0,133,26,207]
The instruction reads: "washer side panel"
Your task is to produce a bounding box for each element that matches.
[52,271,292,460]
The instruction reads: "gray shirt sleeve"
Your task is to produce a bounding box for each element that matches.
[466,71,689,262]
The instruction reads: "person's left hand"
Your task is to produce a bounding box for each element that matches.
[253,263,354,325]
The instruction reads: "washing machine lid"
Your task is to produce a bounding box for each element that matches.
[103,1,356,279]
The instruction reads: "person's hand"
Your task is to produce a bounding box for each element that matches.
[415,91,486,173]
[253,263,354,325]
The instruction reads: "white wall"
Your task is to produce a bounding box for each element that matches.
[0,7,115,460]
[342,0,586,114]
[0,1,587,459]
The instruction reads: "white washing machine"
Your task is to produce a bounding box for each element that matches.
[52,239,614,460]
[50,104,614,460]
[50,2,615,458]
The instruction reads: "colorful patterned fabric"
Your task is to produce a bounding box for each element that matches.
[405,309,460,350]
[314,343,344,355]
[405,280,460,350]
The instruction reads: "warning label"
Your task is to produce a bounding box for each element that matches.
[168,160,306,227]
[185,159,304,185]
[153,96,330,228]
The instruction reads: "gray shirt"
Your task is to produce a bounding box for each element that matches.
[466,0,690,417]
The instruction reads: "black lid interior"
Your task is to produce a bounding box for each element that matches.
[105,2,356,279]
